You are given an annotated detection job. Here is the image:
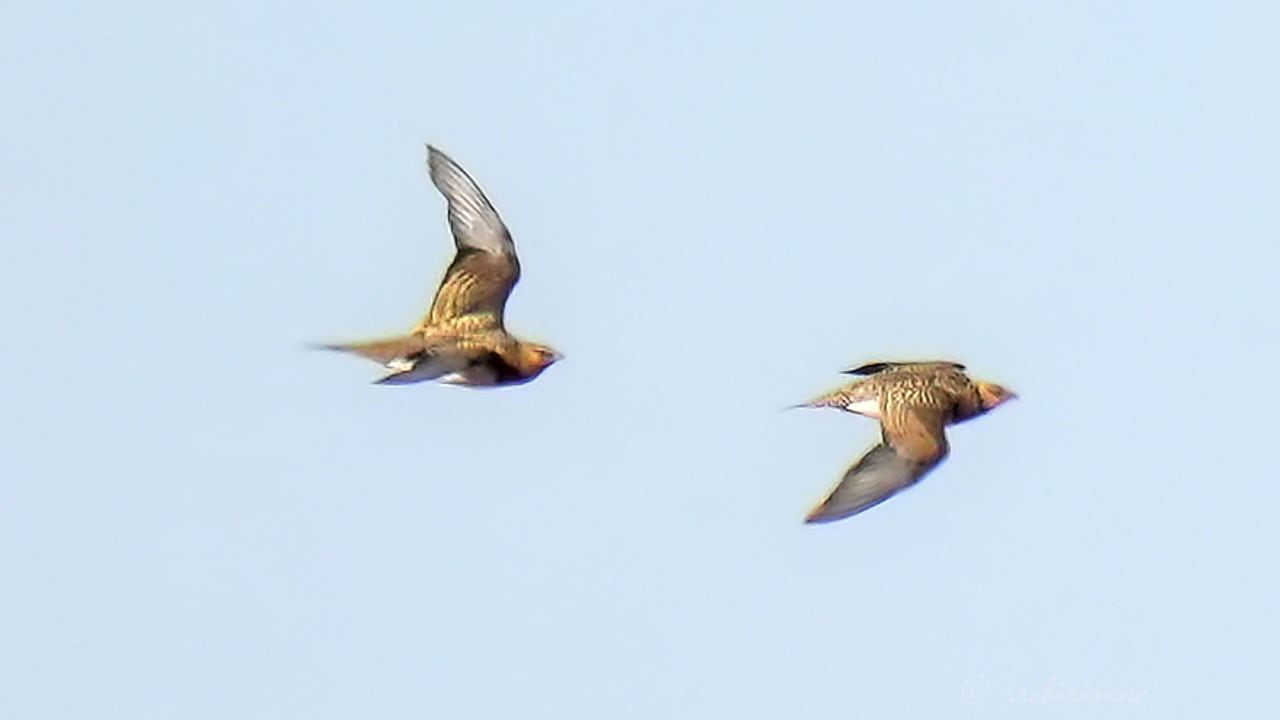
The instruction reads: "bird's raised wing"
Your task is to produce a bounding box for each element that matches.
[420,146,520,331]
[804,403,950,523]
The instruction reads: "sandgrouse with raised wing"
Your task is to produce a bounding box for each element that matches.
[796,361,1015,524]
[321,146,560,387]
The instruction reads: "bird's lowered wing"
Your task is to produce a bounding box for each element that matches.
[805,402,950,523]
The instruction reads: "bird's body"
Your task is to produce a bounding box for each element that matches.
[796,361,1014,524]
[321,146,560,387]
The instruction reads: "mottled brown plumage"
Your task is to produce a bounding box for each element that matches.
[796,361,1014,524]
[321,146,560,387]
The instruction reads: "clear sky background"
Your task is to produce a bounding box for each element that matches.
[2,1,1277,717]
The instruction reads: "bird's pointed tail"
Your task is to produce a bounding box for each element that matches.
[789,388,853,411]
[312,334,426,366]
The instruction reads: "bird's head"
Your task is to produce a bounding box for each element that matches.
[976,381,1017,411]
[517,343,562,378]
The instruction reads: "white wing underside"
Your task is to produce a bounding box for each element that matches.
[376,353,469,385]
[843,397,882,419]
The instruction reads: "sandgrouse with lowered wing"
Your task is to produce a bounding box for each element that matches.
[796,361,1015,524]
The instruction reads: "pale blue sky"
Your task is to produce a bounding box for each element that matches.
[2,1,1277,717]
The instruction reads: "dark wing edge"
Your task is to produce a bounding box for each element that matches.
[843,361,966,376]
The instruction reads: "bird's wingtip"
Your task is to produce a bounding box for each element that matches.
[803,508,835,525]
[426,144,454,165]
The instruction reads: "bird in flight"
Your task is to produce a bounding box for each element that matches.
[321,146,560,387]
[795,361,1015,524]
